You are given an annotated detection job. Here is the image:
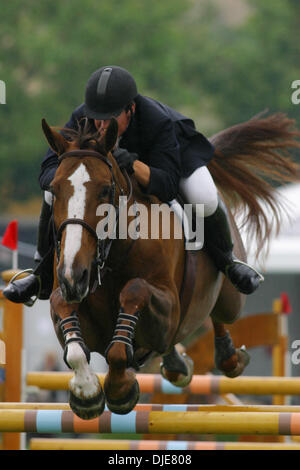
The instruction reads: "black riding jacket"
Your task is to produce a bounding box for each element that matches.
[39,94,214,202]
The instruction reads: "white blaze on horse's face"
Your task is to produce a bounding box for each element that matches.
[63,163,90,286]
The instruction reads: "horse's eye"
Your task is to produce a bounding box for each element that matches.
[98,186,110,200]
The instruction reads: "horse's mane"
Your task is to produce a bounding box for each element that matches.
[59,118,106,153]
[208,112,300,259]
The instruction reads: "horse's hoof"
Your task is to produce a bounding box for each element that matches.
[220,346,250,378]
[160,353,194,387]
[69,389,105,420]
[105,380,140,415]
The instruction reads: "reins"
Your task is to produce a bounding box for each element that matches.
[53,148,134,288]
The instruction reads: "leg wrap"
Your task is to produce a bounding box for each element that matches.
[105,307,140,368]
[59,311,90,369]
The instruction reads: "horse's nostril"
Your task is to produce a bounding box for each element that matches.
[58,267,89,302]
[61,279,74,301]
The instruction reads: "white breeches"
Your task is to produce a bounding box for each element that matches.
[44,190,53,206]
[179,166,218,217]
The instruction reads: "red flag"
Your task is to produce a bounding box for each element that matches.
[280,292,292,314]
[1,220,18,250]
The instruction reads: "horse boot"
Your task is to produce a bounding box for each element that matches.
[203,197,264,295]
[3,191,54,306]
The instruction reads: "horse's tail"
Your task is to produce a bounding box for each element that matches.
[207,112,300,257]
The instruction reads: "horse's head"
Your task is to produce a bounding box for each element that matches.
[42,118,120,303]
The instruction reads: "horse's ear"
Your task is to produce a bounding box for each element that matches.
[103,118,119,154]
[41,118,69,156]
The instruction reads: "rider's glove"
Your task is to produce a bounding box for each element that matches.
[113,148,138,175]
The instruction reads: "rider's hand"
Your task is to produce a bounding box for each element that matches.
[113,148,138,174]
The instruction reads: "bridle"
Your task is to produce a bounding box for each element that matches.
[53,148,133,288]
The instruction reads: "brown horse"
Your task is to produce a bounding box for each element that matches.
[43,113,300,419]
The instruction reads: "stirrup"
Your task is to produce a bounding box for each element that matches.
[225,259,265,283]
[8,268,42,307]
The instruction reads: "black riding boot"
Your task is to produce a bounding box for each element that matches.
[204,197,263,295]
[3,193,54,305]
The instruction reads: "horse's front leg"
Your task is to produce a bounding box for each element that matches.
[104,277,179,414]
[50,288,105,419]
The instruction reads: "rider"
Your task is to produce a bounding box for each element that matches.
[3,65,262,304]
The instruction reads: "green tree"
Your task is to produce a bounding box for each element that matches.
[0,0,188,209]
[0,0,299,211]
[181,0,300,127]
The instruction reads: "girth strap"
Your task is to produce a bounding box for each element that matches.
[179,250,198,321]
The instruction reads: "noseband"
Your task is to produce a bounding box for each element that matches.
[54,149,133,287]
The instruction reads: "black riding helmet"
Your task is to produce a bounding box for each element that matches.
[84,65,138,120]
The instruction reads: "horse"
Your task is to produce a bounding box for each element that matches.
[42,112,300,419]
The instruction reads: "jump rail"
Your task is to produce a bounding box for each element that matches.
[2,409,300,435]
[2,402,300,412]
[29,438,300,451]
[26,372,300,395]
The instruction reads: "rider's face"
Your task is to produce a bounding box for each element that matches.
[94,103,135,139]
